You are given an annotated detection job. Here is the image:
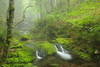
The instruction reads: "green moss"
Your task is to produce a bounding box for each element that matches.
[51,63,59,67]
[37,41,56,55]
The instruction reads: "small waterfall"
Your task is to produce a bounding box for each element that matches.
[25,43,72,61]
[54,44,72,60]
[36,49,43,60]
[60,45,68,53]
[24,30,28,34]
[60,45,65,53]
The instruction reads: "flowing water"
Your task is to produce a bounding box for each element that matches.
[35,49,43,59]
[34,43,72,60]
[24,30,28,34]
[25,43,99,67]
[53,44,72,60]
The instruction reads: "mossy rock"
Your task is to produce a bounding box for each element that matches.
[21,35,29,41]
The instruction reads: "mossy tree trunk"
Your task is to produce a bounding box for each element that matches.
[0,0,15,66]
[67,0,70,12]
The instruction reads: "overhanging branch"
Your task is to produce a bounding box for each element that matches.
[13,2,43,27]
[13,2,41,27]
[13,5,33,27]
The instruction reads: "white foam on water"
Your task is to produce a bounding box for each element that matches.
[54,44,72,60]
[36,49,43,59]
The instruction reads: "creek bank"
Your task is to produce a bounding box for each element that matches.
[36,55,100,67]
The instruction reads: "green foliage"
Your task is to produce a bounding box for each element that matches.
[2,0,100,66]
[51,63,59,67]
[73,49,91,61]
[30,0,100,61]
[6,39,36,67]
[24,63,34,67]
[0,21,6,41]
[56,38,70,44]
[29,14,57,41]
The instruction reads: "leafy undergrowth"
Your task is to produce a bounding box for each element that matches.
[0,20,6,42]
[6,0,100,67]
[30,0,100,62]
[6,38,36,67]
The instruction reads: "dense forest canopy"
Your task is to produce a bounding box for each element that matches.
[0,0,100,67]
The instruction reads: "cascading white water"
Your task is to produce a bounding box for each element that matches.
[60,45,68,53]
[36,49,43,59]
[24,30,28,34]
[54,44,72,60]
[60,45,65,53]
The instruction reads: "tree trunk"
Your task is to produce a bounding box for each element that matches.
[67,0,70,12]
[0,0,15,66]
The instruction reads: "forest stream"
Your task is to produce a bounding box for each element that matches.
[26,42,100,67]
[0,0,100,67]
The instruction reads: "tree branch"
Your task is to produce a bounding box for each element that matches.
[13,6,32,27]
[13,3,41,27]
